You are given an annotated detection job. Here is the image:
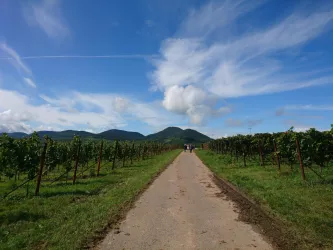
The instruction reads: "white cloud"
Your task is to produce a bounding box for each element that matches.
[0,88,183,133]
[23,0,69,40]
[0,109,34,133]
[23,77,37,88]
[112,97,129,112]
[178,0,264,38]
[0,43,31,74]
[150,1,333,123]
[162,85,229,124]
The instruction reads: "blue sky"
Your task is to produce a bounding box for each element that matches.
[0,0,333,137]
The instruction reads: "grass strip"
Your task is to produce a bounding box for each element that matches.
[196,149,333,250]
[0,149,181,250]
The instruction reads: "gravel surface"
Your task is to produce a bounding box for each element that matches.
[97,152,272,250]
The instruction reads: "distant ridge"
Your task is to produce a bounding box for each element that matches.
[2,127,212,145]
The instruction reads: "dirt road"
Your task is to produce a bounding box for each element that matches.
[97,152,272,250]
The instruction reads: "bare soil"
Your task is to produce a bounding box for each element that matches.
[96,152,273,250]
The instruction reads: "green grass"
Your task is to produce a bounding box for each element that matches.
[0,149,181,250]
[196,149,333,250]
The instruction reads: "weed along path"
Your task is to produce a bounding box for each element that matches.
[97,152,272,250]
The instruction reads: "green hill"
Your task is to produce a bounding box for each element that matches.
[36,130,96,140]
[146,127,211,145]
[146,127,183,140]
[98,129,145,141]
[4,127,211,145]
[1,132,28,139]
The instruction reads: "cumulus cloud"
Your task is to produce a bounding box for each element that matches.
[161,85,229,124]
[0,109,34,133]
[150,1,333,124]
[23,0,70,40]
[0,88,183,133]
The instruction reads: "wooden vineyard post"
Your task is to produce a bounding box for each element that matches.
[122,144,126,167]
[258,142,264,166]
[273,139,281,171]
[243,152,246,167]
[295,138,306,181]
[271,153,275,167]
[142,145,146,160]
[131,143,134,164]
[97,141,104,176]
[137,144,141,161]
[72,143,81,185]
[35,142,48,196]
[112,140,118,170]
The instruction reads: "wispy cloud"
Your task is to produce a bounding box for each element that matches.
[0,43,37,88]
[225,118,244,127]
[285,104,333,111]
[0,43,31,74]
[225,118,263,128]
[178,0,265,38]
[275,106,326,120]
[150,1,333,124]
[23,77,37,88]
[23,0,69,40]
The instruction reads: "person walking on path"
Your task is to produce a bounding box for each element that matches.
[184,144,187,152]
[190,144,193,153]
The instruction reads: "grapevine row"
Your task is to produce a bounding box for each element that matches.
[0,132,178,198]
[208,126,333,180]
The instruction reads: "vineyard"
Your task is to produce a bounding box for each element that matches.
[197,125,333,249]
[0,132,180,249]
[209,126,333,180]
[0,132,178,199]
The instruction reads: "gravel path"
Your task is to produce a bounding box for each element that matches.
[97,152,272,250]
